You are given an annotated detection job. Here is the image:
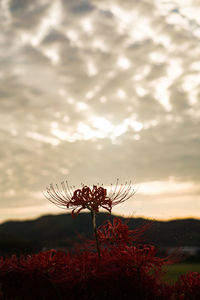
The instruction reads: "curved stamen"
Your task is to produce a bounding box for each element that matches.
[44,179,136,216]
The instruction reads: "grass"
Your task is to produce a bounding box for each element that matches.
[163,263,200,284]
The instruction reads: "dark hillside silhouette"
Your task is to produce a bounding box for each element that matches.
[0,213,199,256]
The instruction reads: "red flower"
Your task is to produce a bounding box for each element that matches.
[175,272,200,299]
[44,179,135,217]
[97,217,153,247]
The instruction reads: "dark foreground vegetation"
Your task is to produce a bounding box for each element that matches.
[0,213,200,257]
[0,217,200,300]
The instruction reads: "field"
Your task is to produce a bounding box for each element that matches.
[163,263,200,283]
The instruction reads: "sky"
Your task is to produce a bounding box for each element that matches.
[0,0,200,223]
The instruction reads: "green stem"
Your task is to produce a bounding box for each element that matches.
[91,210,101,258]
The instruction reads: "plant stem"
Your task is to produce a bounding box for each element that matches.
[91,210,101,258]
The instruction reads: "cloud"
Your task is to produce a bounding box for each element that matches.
[0,0,199,219]
[9,0,51,29]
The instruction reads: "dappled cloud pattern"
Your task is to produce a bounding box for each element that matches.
[0,0,200,221]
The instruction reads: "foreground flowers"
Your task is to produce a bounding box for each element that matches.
[0,218,198,299]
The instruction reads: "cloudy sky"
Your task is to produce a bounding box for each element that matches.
[0,0,200,223]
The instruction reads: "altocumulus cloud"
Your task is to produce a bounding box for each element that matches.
[0,0,200,221]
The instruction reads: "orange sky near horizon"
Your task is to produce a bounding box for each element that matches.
[1,180,199,224]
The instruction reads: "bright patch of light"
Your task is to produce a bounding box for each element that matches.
[66,30,78,42]
[129,18,154,42]
[20,33,39,46]
[74,118,131,141]
[152,34,171,49]
[182,74,200,92]
[111,5,137,35]
[180,6,200,25]
[51,128,68,140]
[110,4,154,42]
[31,37,40,47]
[87,61,98,76]
[191,61,200,71]
[149,52,167,64]
[92,39,107,52]
[81,18,93,33]
[0,203,63,223]
[26,132,59,146]
[123,118,144,133]
[194,27,200,39]
[132,66,151,81]
[130,121,143,132]
[113,124,127,137]
[166,11,189,27]
[75,101,88,112]
[43,48,60,64]
[51,122,58,129]
[77,123,105,140]
[153,78,171,111]
[188,89,198,105]
[44,1,62,27]
[92,117,114,133]
[136,86,147,97]
[111,5,136,23]
[139,180,198,196]
[112,180,200,220]
[117,56,131,70]
[51,124,82,143]
[167,59,183,81]
[117,89,126,99]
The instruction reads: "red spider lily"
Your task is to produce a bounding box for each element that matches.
[0,218,186,300]
[175,272,200,300]
[0,247,175,300]
[97,217,153,247]
[44,179,135,217]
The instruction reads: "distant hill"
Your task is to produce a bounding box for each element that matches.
[0,213,199,256]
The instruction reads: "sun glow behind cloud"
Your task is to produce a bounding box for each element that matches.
[56,117,145,142]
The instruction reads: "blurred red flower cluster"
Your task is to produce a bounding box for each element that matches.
[97,217,153,247]
[175,272,200,300]
[0,217,199,299]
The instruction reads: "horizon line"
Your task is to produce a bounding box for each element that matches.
[1,211,199,225]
